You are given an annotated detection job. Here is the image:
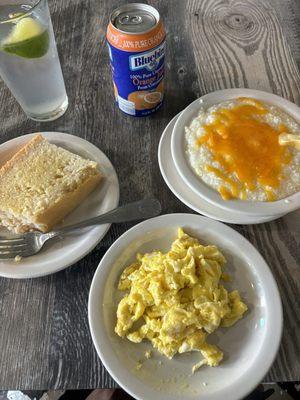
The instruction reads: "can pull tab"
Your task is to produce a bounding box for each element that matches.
[119,15,143,25]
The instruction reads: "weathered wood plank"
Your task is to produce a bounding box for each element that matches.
[0,0,299,390]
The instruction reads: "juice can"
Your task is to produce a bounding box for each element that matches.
[107,3,166,117]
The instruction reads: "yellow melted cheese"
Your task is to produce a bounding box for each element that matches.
[197,97,292,200]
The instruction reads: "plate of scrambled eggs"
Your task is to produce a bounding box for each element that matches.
[88,214,282,400]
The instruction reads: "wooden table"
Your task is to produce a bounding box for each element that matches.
[0,0,299,390]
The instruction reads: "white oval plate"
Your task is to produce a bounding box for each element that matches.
[89,214,283,400]
[0,132,120,279]
[171,89,300,217]
[159,114,283,224]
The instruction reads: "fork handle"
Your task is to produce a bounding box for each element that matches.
[49,198,161,237]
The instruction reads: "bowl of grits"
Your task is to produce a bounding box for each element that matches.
[171,89,300,217]
[88,213,282,400]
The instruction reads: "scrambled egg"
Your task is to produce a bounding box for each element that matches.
[115,229,248,371]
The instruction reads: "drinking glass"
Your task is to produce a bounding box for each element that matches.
[0,0,68,121]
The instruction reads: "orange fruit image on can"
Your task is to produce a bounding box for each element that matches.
[128,87,163,110]
[107,4,166,117]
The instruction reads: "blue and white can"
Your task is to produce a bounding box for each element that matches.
[107,4,166,117]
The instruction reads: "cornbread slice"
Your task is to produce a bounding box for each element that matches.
[0,134,102,233]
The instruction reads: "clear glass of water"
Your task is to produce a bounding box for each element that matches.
[0,0,68,121]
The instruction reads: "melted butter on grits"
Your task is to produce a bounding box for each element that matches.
[185,97,300,201]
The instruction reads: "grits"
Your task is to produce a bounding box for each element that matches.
[185,98,300,201]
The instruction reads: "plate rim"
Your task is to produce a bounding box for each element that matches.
[0,131,120,279]
[158,113,284,225]
[171,88,300,217]
[88,213,283,400]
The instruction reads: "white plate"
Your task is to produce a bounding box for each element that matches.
[171,89,300,217]
[0,132,120,279]
[88,214,283,400]
[159,114,283,224]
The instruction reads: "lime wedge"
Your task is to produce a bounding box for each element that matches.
[2,17,49,58]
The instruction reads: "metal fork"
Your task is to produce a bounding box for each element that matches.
[0,198,161,259]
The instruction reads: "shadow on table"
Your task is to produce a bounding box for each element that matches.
[1,382,300,399]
